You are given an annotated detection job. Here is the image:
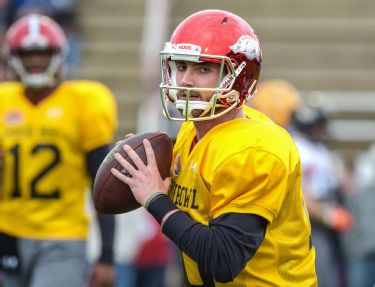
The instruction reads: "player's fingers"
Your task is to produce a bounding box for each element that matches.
[143,139,157,168]
[122,144,145,169]
[113,153,137,175]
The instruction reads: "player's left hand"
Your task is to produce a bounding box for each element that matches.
[87,262,115,287]
[111,139,171,206]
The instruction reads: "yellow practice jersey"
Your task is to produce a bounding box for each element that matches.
[169,106,317,286]
[0,81,117,239]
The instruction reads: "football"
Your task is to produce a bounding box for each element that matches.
[93,131,173,214]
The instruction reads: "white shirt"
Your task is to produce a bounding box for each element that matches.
[293,133,339,200]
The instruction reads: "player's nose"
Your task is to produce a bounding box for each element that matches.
[179,67,195,87]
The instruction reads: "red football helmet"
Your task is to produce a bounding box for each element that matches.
[3,13,68,88]
[160,9,262,121]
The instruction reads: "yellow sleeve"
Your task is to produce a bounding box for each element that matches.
[78,82,118,152]
[210,148,289,223]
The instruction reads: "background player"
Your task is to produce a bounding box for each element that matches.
[251,79,355,287]
[250,78,301,129]
[0,14,117,287]
[110,9,317,286]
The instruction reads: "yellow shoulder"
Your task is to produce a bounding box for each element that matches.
[242,104,274,123]
[0,81,24,99]
[60,80,115,103]
[216,107,299,171]
[62,80,118,151]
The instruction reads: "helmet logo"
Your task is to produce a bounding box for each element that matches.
[164,42,202,62]
[164,42,201,54]
[230,35,261,62]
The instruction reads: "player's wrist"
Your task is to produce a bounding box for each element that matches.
[144,192,166,209]
[98,251,114,265]
[146,193,178,224]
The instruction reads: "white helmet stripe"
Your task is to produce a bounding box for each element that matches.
[29,14,41,38]
[21,14,48,48]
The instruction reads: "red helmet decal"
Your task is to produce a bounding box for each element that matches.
[5,14,67,53]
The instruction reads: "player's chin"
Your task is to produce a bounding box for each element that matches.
[177,108,204,119]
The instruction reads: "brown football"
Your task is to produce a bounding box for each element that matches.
[93,132,173,214]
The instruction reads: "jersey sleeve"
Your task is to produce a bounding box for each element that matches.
[78,82,118,152]
[210,148,290,223]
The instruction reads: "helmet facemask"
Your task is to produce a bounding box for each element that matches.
[160,42,250,122]
[9,49,64,88]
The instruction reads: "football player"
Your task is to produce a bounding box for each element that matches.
[250,78,301,128]
[251,80,355,286]
[0,14,117,287]
[291,99,354,287]
[110,9,317,286]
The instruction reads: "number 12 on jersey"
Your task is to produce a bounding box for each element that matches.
[5,143,61,199]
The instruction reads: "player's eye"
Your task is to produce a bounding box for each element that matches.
[199,66,210,73]
[175,61,187,72]
[197,62,216,74]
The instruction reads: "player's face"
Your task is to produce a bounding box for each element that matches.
[175,60,221,118]
[175,61,221,100]
[19,50,53,74]
[311,122,329,143]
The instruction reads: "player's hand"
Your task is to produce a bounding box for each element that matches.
[87,262,115,287]
[111,139,171,206]
[324,206,355,233]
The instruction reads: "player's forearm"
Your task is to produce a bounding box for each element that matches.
[147,194,267,283]
[87,145,115,264]
[96,213,115,264]
[86,145,112,181]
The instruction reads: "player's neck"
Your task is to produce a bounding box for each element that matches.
[194,107,245,140]
[25,84,59,105]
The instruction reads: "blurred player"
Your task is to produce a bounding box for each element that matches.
[291,99,354,287]
[0,14,117,287]
[251,80,354,287]
[342,144,375,287]
[110,10,317,286]
[250,78,300,129]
